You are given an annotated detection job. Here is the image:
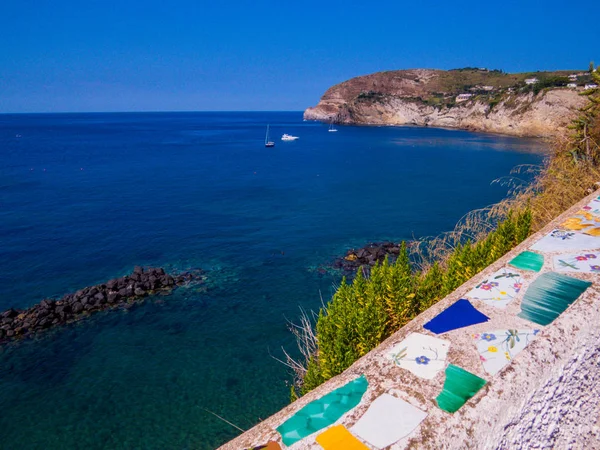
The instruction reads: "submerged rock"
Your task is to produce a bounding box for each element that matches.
[334,242,404,273]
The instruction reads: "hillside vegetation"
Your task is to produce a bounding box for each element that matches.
[304,68,591,137]
[326,68,591,109]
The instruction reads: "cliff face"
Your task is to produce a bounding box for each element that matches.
[304,69,588,137]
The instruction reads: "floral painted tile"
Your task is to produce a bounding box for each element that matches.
[465,268,524,309]
[561,211,600,236]
[473,329,540,376]
[530,229,600,252]
[554,251,600,273]
[581,195,600,216]
[387,333,450,380]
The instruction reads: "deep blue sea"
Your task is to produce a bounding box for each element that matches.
[0,112,545,449]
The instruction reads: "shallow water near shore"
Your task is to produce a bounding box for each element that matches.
[0,112,545,449]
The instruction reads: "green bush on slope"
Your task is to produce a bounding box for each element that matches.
[298,210,531,395]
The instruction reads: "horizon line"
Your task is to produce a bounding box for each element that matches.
[0,110,306,115]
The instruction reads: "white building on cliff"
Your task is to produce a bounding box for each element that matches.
[455,93,473,102]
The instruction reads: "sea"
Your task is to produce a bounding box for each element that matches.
[0,112,546,449]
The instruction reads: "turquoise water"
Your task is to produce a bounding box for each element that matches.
[0,112,545,449]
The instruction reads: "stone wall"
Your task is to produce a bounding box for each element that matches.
[220,189,600,450]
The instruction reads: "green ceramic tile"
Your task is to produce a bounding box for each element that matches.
[509,251,544,272]
[518,272,591,326]
[436,364,486,413]
[276,375,368,446]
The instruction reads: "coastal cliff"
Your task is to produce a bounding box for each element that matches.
[304,68,589,137]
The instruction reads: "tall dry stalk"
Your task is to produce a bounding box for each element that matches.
[493,145,600,232]
[273,305,321,391]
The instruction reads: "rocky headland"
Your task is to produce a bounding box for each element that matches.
[0,266,204,344]
[304,68,591,137]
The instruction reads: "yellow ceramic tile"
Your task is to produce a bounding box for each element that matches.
[316,425,368,450]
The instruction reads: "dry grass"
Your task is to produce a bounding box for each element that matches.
[409,205,504,271]
[272,306,320,391]
[498,142,600,231]
[410,135,600,271]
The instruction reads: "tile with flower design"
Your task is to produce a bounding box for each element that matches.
[561,210,600,236]
[387,332,450,380]
[581,195,600,216]
[474,329,539,376]
[553,251,600,273]
[530,229,600,252]
[465,268,524,309]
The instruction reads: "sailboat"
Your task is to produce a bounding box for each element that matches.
[328,122,338,132]
[265,125,275,147]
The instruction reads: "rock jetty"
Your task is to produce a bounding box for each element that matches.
[0,266,203,344]
[333,242,403,272]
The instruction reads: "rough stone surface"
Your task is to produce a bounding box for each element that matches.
[220,189,600,449]
[492,335,600,450]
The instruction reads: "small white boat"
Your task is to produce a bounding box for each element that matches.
[265,125,275,147]
[281,134,299,141]
[328,123,338,132]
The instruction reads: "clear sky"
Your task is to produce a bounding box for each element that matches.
[0,0,597,113]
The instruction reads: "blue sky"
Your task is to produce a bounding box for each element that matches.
[0,0,597,113]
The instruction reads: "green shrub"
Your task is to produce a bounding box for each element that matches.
[297,209,532,395]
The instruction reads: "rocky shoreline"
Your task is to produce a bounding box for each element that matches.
[0,266,203,344]
[333,241,404,272]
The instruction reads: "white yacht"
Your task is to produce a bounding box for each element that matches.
[281,134,299,141]
[328,123,338,132]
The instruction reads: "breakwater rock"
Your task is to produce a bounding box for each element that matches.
[0,266,203,344]
[333,242,403,272]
